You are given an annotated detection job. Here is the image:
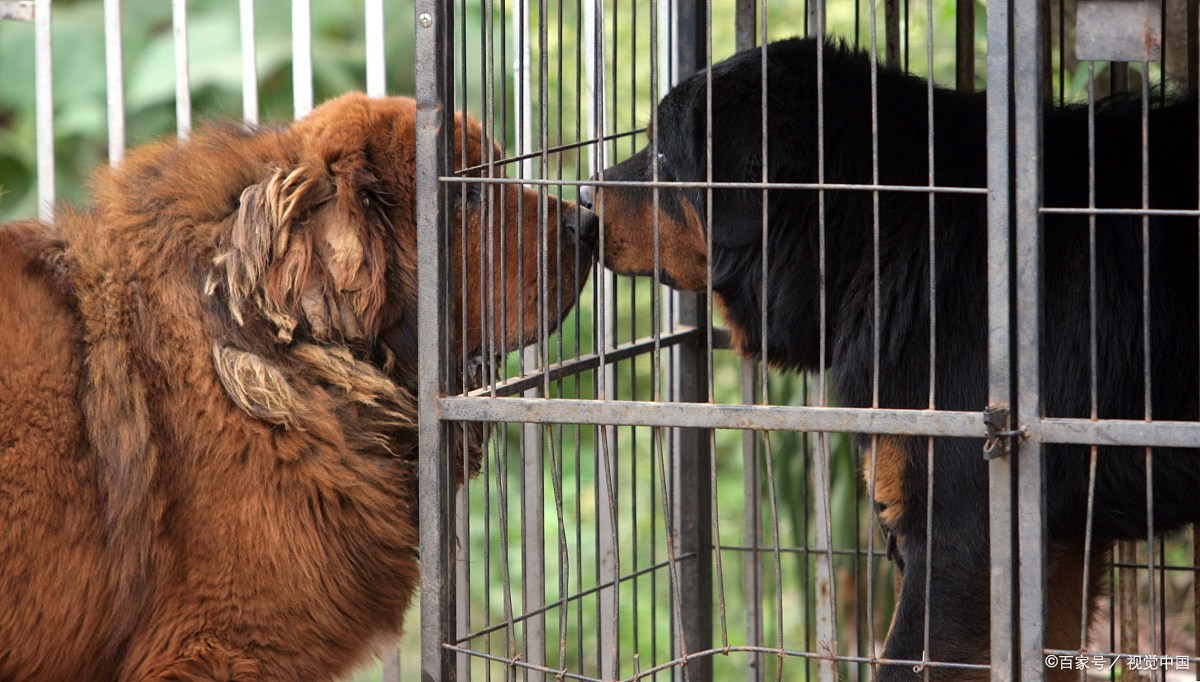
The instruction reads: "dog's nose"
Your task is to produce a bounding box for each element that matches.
[566,207,599,246]
[578,184,594,210]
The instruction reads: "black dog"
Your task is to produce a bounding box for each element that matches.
[582,38,1200,679]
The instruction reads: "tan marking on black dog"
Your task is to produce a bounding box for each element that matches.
[863,436,908,529]
[592,186,708,290]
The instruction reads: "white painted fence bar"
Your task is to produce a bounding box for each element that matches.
[104,0,125,164]
[240,0,258,125]
[172,0,191,138]
[364,0,385,97]
[292,0,313,118]
[34,0,52,222]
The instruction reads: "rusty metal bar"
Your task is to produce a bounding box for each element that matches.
[463,328,726,398]
[669,4,714,680]
[1039,418,1200,448]
[442,398,986,436]
[956,0,975,91]
[1014,0,1046,675]
[986,0,1015,675]
[416,0,456,680]
[885,0,901,68]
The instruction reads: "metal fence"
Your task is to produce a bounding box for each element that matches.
[7,0,1200,680]
[415,0,1200,681]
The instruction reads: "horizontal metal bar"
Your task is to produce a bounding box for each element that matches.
[466,327,731,398]
[440,176,989,195]
[455,129,644,176]
[0,1,32,21]
[1041,207,1200,218]
[1040,417,1200,448]
[717,544,891,558]
[456,553,694,645]
[442,643,991,682]
[440,397,986,436]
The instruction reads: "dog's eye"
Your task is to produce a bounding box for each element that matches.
[456,184,483,208]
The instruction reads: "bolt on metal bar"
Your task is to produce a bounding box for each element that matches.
[34,0,52,223]
[292,0,312,118]
[172,0,190,138]
[103,0,124,165]
[239,0,258,125]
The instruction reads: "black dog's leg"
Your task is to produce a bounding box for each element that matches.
[877,440,992,681]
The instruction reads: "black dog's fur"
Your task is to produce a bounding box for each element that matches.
[590,38,1200,678]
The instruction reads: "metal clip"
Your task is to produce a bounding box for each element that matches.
[982,406,1023,459]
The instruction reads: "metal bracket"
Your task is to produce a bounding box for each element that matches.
[983,406,1024,459]
[1076,0,1162,63]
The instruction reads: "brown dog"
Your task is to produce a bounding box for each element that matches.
[0,93,594,680]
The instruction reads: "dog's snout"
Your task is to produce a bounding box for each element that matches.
[566,207,599,246]
[578,184,594,210]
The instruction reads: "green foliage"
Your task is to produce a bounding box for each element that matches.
[0,0,416,219]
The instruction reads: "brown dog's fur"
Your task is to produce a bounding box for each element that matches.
[0,93,591,680]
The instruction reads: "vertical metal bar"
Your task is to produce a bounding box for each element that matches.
[292,0,312,118]
[172,0,190,138]
[1014,0,1046,675]
[583,0,618,675]
[104,0,125,165]
[885,0,901,69]
[671,5,712,681]
[381,650,401,682]
[1188,0,1198,93]
[456,482,470,682]
[867,0,883,673]
[956,0,974,91]
[34,0,52,222]
[1111,62,1129,95]
[365,0,385,96]
[729,7,760,679]
[922,3,938,680]
[1118,541,1138,668]
[416,0,456,680]
[240,0,258,125]
[811,5,839,680]
[511,0,545,675]
[1140,56,1158,664]
[984,0,1017,637]
[736,0,755,51]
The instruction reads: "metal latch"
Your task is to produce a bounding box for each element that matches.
[983,406,1024,459]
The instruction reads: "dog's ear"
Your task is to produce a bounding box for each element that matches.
[210,154,391,346]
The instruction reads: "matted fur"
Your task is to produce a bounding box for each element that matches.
[0,94,592,680]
